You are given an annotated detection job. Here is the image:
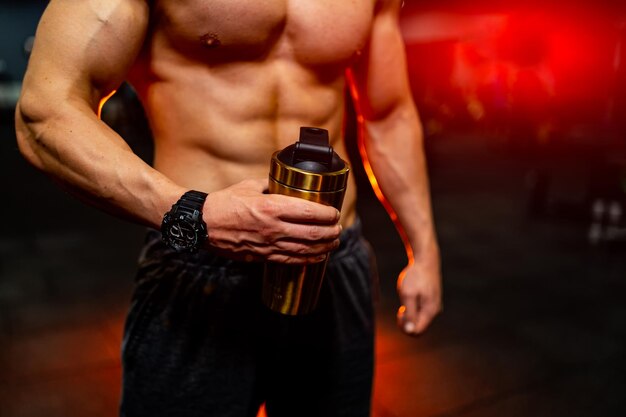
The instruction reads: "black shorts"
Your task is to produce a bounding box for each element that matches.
[120,220,376,417]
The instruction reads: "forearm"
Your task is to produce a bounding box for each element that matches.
[360,101,438,262]
[349,0,441,335]
[15,94,185,229]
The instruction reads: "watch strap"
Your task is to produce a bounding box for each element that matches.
[161,190,209,253]
[179,190,208,211]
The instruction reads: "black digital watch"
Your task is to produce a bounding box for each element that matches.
[161,190,208,253]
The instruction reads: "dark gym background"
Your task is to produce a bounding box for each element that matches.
[1,1,626,416]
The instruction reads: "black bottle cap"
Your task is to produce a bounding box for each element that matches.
[277,127,344,173]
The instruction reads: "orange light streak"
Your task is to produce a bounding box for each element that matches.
[97,90,117,119]
[256,403,267,417]
[345,69,415,264]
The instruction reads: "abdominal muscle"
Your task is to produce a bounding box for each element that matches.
[129,57,358,228]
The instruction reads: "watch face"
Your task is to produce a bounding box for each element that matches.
[166,218,198,252]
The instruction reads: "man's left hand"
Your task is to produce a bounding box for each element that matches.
[396,250,442,336]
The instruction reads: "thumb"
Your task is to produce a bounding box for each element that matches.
[397,292,420,335]
[240,178,269,193]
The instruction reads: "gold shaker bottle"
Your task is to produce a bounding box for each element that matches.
[263,127,350,315]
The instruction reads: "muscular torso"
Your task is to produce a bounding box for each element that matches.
[127,0,376,226]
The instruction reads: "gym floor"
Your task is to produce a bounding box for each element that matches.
[1,106,625,416]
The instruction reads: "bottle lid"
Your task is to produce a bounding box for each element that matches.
[270,127,349,192]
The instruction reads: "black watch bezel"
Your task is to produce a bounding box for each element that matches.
[161,191,208,253]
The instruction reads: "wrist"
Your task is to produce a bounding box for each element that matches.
[406,229,439,265]
[202,191,217,233]
[146,180,188,230]
[160,189,209,253]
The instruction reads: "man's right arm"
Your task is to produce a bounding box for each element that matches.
[16,0,181,228]
[16,0,340,264]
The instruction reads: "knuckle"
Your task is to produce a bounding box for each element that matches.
[258,226,273,240]
[301,205,315,220]
[308,226,322,240]
[294,243,311,255]
[259,199,275,215]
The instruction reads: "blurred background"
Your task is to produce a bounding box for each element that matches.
[1,0,625,416]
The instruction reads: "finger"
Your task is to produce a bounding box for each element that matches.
[267,252,328,265]
[275,238,340,256]
[397,293,420,335]
[413,308,437,335]
[243,252,326,265]
[397,305,407,329]
[210,246,327,265]
[280,223,342,243]
[272,195,340,224]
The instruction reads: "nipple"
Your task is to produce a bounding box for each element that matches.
[200,32,221,49]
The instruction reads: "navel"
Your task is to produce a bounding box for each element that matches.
[199,32,221,49]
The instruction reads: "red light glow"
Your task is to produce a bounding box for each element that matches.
[400,6,626,132]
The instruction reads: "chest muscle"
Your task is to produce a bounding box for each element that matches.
[152,0,374,66]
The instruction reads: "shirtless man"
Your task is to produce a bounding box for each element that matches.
[16,0,441,415]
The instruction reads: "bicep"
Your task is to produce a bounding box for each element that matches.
[348,0,414,121]
[21,0,149,114]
